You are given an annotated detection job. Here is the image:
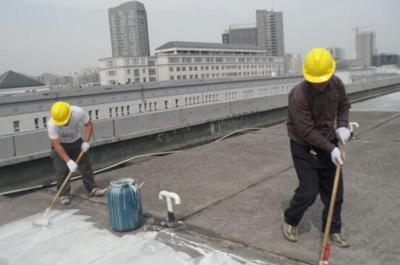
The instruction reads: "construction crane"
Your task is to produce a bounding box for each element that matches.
[352,25,374,33]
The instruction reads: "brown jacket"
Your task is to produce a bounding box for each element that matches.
[287,75,350,152]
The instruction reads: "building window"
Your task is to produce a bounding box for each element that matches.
[189,66,193,71]
[108,71,116,76]
[127,106,130,115]
[164,100,168,109]
[127,69,131,74]
[149,102,152,111]
[142,68,146,73]
[176,67,181,71]
[183,75,187,80]
[34,118,39,129]
[168,57,180,63]
[144,103,147,112]
[194,66,198,71]
[169,67,173,72]
[175,99,179,107]
[182,66,186,71]
[139,104,142,113]
[88,110,93,119]
[43,117,47,128]
[177,75,181,80]
[170,76,174,80]
[115,107,118,116]
[121,106,124,116]
[185,98,188,106]
[154,102,157,111]
[109,107,112,117]
[95,110,99,120]
[13,121,20,132]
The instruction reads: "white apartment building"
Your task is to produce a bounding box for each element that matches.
[99,41,284,85]
[99,56,157,85]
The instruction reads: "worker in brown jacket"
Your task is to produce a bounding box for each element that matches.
[283,48,351,247]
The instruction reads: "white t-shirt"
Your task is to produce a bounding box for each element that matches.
[47,106,90,143]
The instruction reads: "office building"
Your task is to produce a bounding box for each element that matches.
[222,24,258,46]
[327,47,345,61]
[99,41,284,85]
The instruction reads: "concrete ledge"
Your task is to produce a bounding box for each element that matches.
[180,103,231,124]
[0,136,14,159]
[14,130,50,156]
[1,80,400,167]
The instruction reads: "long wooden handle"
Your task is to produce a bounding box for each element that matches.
[47,150,85,210]
[320,144,344,262]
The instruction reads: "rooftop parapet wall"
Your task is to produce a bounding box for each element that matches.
[0,77,400,168]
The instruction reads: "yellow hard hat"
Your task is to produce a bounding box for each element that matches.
[51,101,72,126]
[303,48,336,83]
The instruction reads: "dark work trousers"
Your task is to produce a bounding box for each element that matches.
[51,138,96,196]
[284,140,344,234]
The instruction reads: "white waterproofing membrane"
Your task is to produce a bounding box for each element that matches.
[0,210,273,265]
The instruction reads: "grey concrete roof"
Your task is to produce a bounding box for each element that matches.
[156,41,264,51]
[0,70,44,89]
[2,95,400,264]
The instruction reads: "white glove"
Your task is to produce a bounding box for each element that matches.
[336,127,350,145]
[331,147,343,166]
[66,159,78,172]
[81,142,90,152]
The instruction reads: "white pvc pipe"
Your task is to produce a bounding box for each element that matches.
[159,191,181,215]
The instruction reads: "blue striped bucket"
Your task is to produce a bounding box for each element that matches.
[107,178,144,232]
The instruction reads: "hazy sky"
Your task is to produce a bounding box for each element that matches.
[1,0,399,76]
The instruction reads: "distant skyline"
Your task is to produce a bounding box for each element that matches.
[1,0,399,75]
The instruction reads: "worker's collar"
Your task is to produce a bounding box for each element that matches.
[308,80,331,93]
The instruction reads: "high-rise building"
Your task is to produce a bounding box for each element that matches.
[222,24,258,46]
[256,10,285,57]
[355,31,376,68]
[327,46,345,61]
[108,1,150,57]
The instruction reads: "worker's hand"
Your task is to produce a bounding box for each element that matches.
[81,142,90,153]
[331,147,344,166]
[66,159,78,172]
[336,127,351,145]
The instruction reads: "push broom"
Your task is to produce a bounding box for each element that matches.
[33,150,85,227]
[319,145,344,265]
